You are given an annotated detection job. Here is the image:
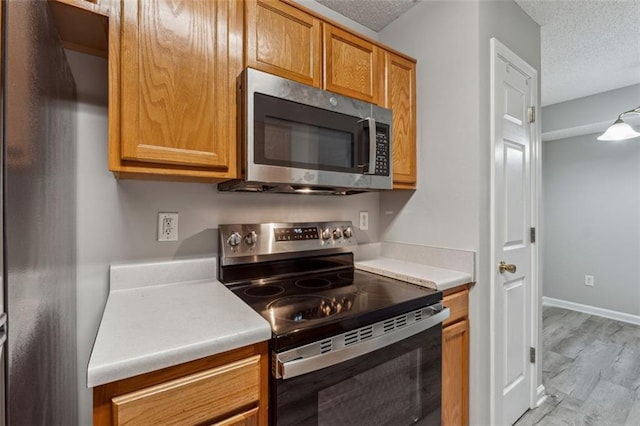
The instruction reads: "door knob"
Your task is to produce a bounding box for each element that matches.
[498,261,516,274]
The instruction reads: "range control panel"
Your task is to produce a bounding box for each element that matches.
[219,221,357,266]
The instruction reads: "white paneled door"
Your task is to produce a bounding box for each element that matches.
[490,38,539,425]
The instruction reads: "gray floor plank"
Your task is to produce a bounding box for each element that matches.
[514,307,640,426]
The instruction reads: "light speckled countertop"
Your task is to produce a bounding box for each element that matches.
[355,258,473,291]
[87,258,271,388]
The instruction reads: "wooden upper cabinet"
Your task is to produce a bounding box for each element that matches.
[323,24,379,104]
[245,0,322,87]
[111,0,242,181]
[382,51,417,188]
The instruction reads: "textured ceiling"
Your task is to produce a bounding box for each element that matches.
[514,0,640,106]
[314,0,419,32]
[316,0,640,107]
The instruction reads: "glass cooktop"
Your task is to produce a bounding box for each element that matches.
[230,267,442,352]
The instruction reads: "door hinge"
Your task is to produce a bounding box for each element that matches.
[528,106,536,123]
[530,347,536,363]
[530,227,536,243]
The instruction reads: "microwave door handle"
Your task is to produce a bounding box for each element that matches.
[358,117,377,174]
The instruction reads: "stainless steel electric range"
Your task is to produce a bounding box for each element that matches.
[219,221,449,426]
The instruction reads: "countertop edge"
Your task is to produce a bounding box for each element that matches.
[354,258,473,292]
[87,325,271,388]
[87,276,272,388]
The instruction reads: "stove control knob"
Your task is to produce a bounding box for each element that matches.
[244,231,258,246]
[227,232,241,247]
[333,228,343,239]
[343,227,353,238]
[321,228,332,240]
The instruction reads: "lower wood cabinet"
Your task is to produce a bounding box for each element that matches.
[94,342,269,426]
[442,286,470,426]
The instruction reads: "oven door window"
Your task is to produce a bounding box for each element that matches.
[272,326,442,426]
[254,93,366,173]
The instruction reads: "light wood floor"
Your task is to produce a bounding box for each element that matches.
[515,306,640,426]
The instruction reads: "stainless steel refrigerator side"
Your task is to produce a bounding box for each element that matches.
[5,0,77,424]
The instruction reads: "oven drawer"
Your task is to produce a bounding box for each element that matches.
[443,288,469,327]
[111,355,261,425]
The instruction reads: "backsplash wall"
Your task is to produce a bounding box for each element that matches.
[67,50,380,425]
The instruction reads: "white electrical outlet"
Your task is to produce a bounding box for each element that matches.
[359,211,369,231]
[158,212,178,242]
[584,275,594,287]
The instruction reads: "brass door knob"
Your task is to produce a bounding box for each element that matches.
[498,261,517,274]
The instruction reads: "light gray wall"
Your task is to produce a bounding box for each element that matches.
[66,51,380,425]
[543,132,640,315]
[379,1,540,423]
[378,0,481,250]
[543,84,640,134]
[542,84,640,141]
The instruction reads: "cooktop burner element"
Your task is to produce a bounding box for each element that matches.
[218,221,442,351]
[295,278,332,289]
[244,285,285,298]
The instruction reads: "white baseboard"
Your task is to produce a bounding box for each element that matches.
[536,384,547,407]
[542,296,640,326]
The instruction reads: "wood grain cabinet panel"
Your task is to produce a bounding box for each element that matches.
[323,24,379,104]
[442,318,469,426]
[112,356,260,426]
[50,0,109,57]
[442,286,471,426]
[245,0,322,87]
[213,407,259,426]
[382,51,417,188]
[443,288,469,327]
[94,343,269,426]
[110,0,243,181]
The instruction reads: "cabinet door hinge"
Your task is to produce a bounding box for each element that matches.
[528,106,536,123]
[530,347,536,363]
[530,227,536,243]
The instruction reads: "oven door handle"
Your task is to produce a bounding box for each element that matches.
[276,307,450,380]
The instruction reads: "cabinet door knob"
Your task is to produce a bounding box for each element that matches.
[498,261,516,274]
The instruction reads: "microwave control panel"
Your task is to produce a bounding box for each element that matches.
[374,129,390,176]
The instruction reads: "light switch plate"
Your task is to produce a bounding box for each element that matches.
[359,211,369,231]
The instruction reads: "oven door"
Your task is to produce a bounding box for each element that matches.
[244,68,392,191]
[271,308,448,426]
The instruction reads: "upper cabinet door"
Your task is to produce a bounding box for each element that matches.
[119,0,237,170]
[323,24,379,104]
[383,51,417,188]
[245,0,322,87]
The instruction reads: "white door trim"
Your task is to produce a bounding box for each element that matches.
[489,37,541,425]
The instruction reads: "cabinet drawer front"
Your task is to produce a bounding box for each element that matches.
[443,288,469,327]
[213,407,259,426]
[112,355,260,426]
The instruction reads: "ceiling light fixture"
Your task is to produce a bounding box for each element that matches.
[597,106,640,141]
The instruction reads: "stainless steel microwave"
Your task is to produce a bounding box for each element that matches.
[218,68,393,195]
